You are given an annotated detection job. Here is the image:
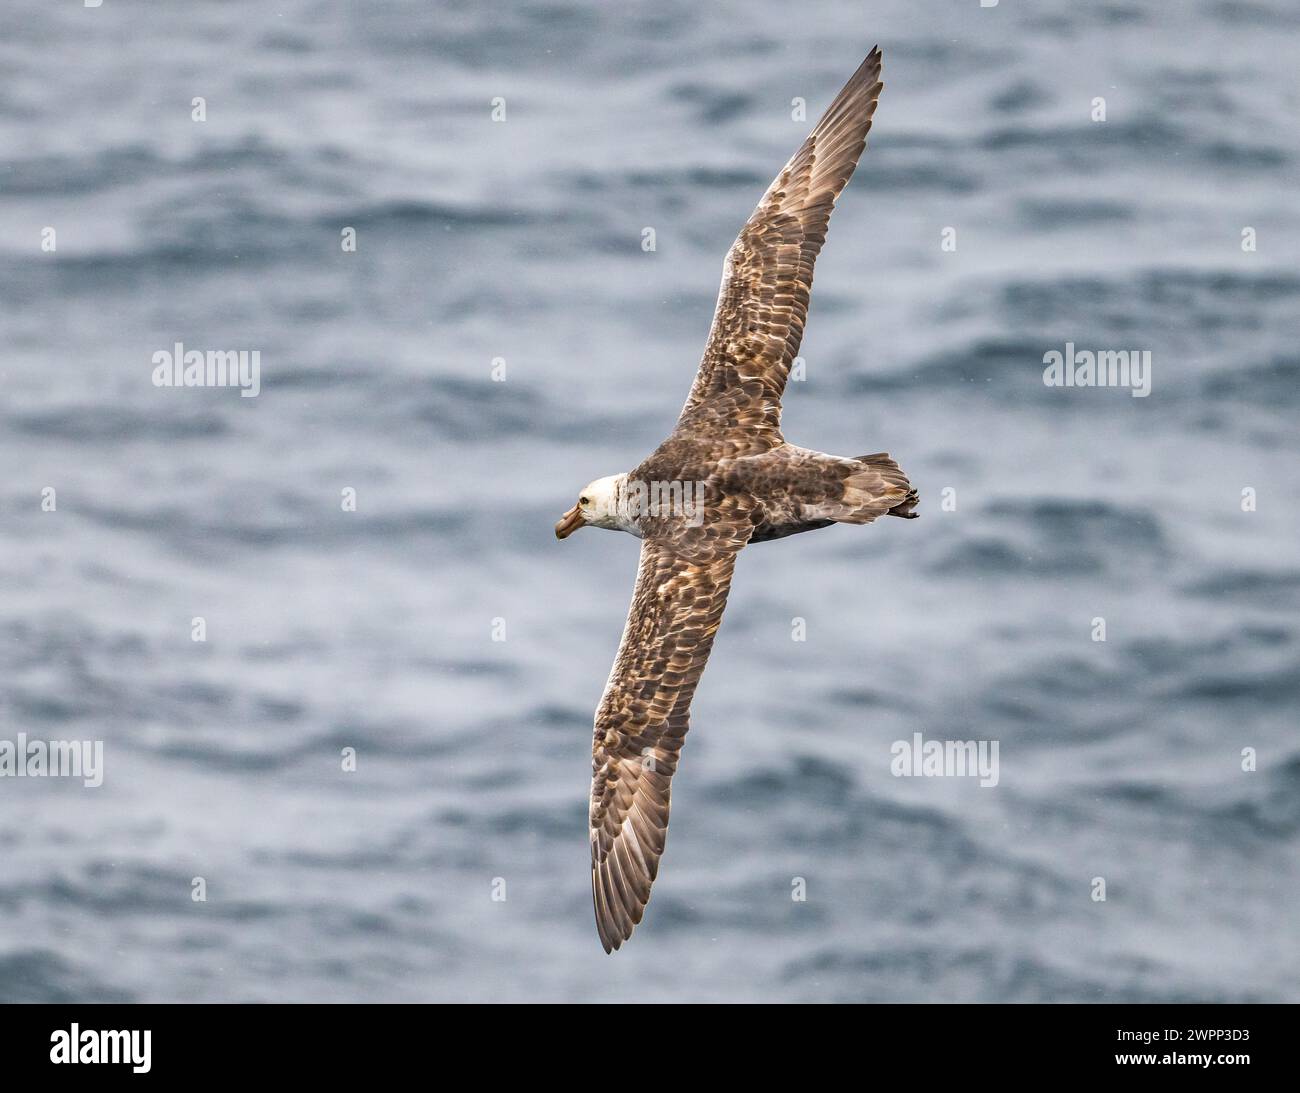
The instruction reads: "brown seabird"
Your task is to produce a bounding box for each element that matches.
[555,46,917,952]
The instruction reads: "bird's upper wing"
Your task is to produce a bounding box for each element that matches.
[589,497,756,952]
[679,47,884,439]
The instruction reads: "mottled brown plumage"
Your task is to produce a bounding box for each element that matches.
[680,45,885,443]
[564,46,917,952]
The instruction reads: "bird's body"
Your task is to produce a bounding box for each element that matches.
[556,46,916,952]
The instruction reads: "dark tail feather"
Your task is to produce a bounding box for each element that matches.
[887,490,919,518]
[854,452,919,519]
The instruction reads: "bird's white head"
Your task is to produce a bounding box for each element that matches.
[555,473,633,539]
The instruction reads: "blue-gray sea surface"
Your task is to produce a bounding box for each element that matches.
[1,0,1297,1002]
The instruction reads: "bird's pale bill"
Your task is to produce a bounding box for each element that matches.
[555,505,583,539]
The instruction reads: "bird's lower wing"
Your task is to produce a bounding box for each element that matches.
[589,508,753,952]
[679,46,884,439]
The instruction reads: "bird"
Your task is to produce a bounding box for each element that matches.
[555,46,916,952]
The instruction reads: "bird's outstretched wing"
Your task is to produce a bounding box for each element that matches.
[680,47,884,440]
[589,498,756,952]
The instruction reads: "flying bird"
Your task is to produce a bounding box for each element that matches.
[556,46,916,952]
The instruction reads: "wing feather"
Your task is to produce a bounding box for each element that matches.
[589,503,754,951]
[680,46,884,437]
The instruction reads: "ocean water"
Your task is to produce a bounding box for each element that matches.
[1,0,1297,1003]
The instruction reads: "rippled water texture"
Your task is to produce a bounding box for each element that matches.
[0,0,1297,1001]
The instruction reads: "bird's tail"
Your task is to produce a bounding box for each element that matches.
[840,452,918,522]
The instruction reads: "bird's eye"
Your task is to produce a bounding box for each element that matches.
[579,496,590,505]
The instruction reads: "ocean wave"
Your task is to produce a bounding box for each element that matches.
[781,945,1256,1003]
[920,496,1167,579]
[10,405,230,442]
[0,950,134,1004]
[1094,754,1300,841]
